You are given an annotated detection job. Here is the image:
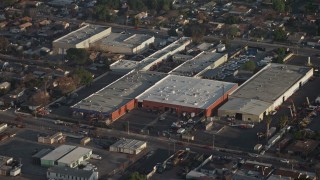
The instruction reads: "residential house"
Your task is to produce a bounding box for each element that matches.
[267,169,317,180]
[306,15,317,23]
[232,161,274,180]
[287,32,306,44]
[21,16,32,22]
[229,5,252,15]
[19,22,32,31]
[135,12,148,19]
[0,22,7,29]
[287,140,320,157]
[52,69,70,78]
[39,19,51,26]
[0,82,10,90]
[307,38,320,47]
[54,21,69,30]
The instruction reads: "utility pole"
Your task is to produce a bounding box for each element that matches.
[212,134,215,150]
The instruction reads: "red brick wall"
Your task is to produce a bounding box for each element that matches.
[110,99,136,121]
[205,84,238,116]
[141,84,238,117]
[142,100,201,115]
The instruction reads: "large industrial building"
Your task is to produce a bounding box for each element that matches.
[71,71,167,122]
[40,145,92,168]
[170,52,228,77]
[41,145,76,167]
[109,138,147,155]
[138,37,191,71]
[137,75,238,117]
[57,147,92,168]
[218,63,313,122]
[92,33,155,55]
[52,24,111,54]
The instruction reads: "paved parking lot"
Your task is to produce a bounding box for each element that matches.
[112,109,187,137]
[0,138,52,180]
[286,55,320,67]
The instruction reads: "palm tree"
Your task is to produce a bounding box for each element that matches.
[266,115,272,140]
[279,115,288,128]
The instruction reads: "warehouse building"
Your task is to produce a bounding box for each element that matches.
[71,71,166,122]
[41,145,76,167]
[137,75,238,117]
[32,149,52,165]
[109,138,147,155]
[218,63,313,122]
[92,33,155,55]
[138,37,191,71]
[52,24,111,54]
[47,166,98,180]
[57,147,92,168]
[170,52,228,77]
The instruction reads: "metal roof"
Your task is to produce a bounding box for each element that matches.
[110,139,146,150]
[57,147,92,165]
[72,71,166,114]
[41,145,76,161]
[53,24,110,45]
[48,166,94,179]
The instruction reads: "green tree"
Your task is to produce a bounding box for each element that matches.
[273,47,286,63]
[73,69,93,85]
[228,26,239,37]
[293,130,304,140]
[96,0,121,9]
[94,0,119,22]
[242,60,256,71]
[168,28,178,36]
[128,0,146,11]
[145,0,158,10]
[225,16,240,24]
[273,28,287,41]
[100,56,110,70]
[2,0,16,7]
[55,76,77,95]
[272,0,286,12]
[66,48,89,65]
[132,17,141,27]
[129,172,146,180]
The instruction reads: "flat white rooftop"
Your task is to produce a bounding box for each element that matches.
[171,52,227,77]
[96,33,154,48]
[219,98,272,116]
[137,75,237,109]
[41,145,76,161]
[57,147,92,165]
[72,71,166,114]
[110,60,140,71]
[54,24,110,45]
[231,63,312,103]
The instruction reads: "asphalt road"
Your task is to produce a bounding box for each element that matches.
[0,109,311,173]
